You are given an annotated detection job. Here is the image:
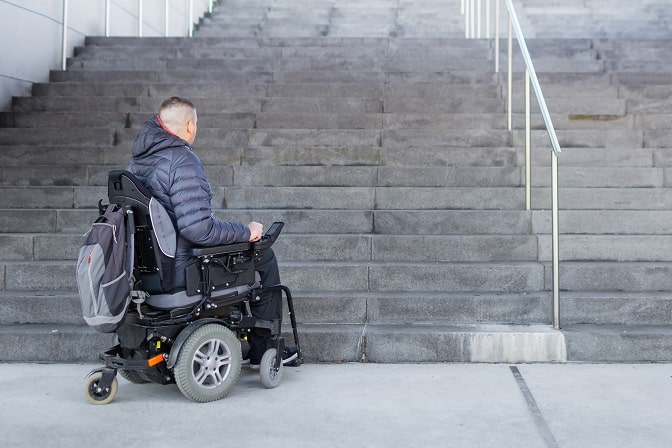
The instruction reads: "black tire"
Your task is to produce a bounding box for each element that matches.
[259,348,283,389]
[84,372,118,405]
[174,324,242,403]
[118,369,151,384]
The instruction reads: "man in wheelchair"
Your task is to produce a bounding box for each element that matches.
[84,97,300,404]
[128,96,296,368]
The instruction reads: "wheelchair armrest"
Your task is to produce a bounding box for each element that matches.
[191,242,251,258]
[190,222,284,258]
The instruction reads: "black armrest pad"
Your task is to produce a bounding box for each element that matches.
[190,222,284,257]
[191,242,251,257]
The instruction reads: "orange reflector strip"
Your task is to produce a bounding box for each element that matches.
[147,354,164,367]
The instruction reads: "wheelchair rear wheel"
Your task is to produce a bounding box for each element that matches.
[174,324,242,403]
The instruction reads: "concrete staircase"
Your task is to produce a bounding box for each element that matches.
[2,0,672,363]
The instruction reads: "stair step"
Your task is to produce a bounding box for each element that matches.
[219,186,526,210]
[8,184,672,211]
[14,96,388,113]
[0,260,546,293]
[7,227,672,264]
[49,69,275,84]
[9,290,670,328]
[532,209,672,234]
[519,129,644,149]
[1,204,671,238]
[0,128,115,146]
[50,68,501,85]
[0,324,113,362]
[560,261,672,291]
[66,56,497,73]
[531,167,664,188]
[0,291,83,325]
[33,81,391,99]
[0,208,376,234]
[232,166,522,187]
[532,187,672,210]
[562,324,672,362]
[0,322,569,363]
[0,233,542,263]
[560,292,672,326]
[538,235,672,261]
[6,109,649,132]
[4,321,666,363]
[382,129,511,147]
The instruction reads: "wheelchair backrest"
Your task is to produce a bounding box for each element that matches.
[107,170,177,294]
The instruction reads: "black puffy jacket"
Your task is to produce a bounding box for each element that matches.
[128,116,250,276]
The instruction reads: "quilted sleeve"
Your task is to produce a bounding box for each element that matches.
[167,149,251,246]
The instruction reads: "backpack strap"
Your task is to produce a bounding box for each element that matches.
[123,206,148,318]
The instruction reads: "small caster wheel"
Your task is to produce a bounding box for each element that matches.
[84,372,118,405]
[259,348,283,389]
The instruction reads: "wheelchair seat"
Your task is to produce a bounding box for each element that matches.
[107,169,264,311]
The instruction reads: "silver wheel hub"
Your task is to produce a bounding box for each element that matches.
[192,339,232,388]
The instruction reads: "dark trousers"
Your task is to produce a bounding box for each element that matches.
[247,248,283,364]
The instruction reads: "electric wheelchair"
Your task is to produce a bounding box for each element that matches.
[84,170,303,404]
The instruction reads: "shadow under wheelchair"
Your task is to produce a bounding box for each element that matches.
[84,170,303,405]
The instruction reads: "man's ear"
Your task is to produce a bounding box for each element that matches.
[184,120,196,142]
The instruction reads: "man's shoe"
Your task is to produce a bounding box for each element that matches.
[243,357,261,370]
[248,347,298,369]
[282,346,299,366]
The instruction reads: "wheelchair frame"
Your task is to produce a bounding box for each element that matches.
[84,170,303,404]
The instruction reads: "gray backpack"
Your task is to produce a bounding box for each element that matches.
[76,204,133,333]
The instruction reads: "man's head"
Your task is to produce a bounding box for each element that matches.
[159,96,198,145]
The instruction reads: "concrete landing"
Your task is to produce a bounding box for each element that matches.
[1,362,670,447]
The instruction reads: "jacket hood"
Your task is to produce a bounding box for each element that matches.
[132,116,189,159]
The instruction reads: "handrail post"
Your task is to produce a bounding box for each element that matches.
[105,0,110,37]
[188,0,194,37]
[525,68,531,210]
[138,0,143,37]
[477,0,482,38]
[485,0,490,39]
[494,0,499,72]
[61,0,68,71]
[507,14,512,131]
[552,152,560,329]
[165,0,170,36]
[470,0,475,38]
[464,0,470,38]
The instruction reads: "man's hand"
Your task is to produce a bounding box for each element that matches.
[248,221,264,242]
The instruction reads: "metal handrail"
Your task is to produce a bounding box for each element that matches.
[463,0,562,329]
[62,0,214,70]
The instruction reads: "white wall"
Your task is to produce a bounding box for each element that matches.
[0,0,214,111]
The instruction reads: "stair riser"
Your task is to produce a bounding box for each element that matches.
[564,330,672,362]
[0,329,113,362]
[2,263,548,293]
[12,233,672,264]
[1,324,670,363]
